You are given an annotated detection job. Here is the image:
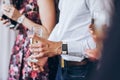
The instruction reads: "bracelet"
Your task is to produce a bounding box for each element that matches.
[17,15,25,24]
[13,24,20,30]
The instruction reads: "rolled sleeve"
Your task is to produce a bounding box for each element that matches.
[62,36,96,58]
[86,0,114,28]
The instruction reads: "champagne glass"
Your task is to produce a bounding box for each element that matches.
[27,27,43,63]
[27,27,43,80]
[27,27,39,63]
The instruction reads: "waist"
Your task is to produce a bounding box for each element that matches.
[64,59,89,67]
[61,55,85,62]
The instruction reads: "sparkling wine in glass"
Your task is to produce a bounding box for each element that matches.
[27,27,39,63]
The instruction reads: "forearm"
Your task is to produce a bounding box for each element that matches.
[22,17,43,32]
[22,16,36,30]
[21,17,49,38]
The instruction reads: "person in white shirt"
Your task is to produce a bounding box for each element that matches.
[30,0,113,80]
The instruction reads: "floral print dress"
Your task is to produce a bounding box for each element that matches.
[8,0,49,80]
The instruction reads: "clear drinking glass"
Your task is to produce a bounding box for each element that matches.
[27,27,38,63]
[27,27,43,63]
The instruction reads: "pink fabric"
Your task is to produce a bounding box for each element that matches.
[8,0,49,80]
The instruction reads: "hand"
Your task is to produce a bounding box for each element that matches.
[89,23,97,42]
[0,17,11,26]
[29,34,62,57]
[85,48,101,61]
[28,57,48,72]
[89,23,106,43]
[2,5,21,21]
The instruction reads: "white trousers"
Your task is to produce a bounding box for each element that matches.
[0,20,17,80]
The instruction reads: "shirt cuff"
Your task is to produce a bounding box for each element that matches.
[62,36,96,58]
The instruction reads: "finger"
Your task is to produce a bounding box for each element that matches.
[30,43,43,48]
[0,17,3,20]
[30,48,46,53]
[3,5,9,10]
[1,19,9,24]
[85,50,94,54]
[40,48,57,57]
[3,5,10,8]
[85,49,98,57]
[28,34,39,40]
[27,55,38,63]
[33,34,45,41]
[27,61,32,66]
[3,19,9,24]
[39,66,44,72]
[37,57,48,61]
[89,24,95,30]
[3,5,13,11]
[32,65,40,71]
[30,42,44,48]
[30,53,44,58]
[3,6,14,18]
[30,42,48,49]
[39,50,51,57]
[85,51,94,57]
[31,63,44,72]
[5,22,11,26]
[90,30,94,34]
[85,50,92,56]
[3,7,13,15]
[28,34,34,38]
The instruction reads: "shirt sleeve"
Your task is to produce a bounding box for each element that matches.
[61,0,113,58]
[62,36,96,58]
[86,0,114,28]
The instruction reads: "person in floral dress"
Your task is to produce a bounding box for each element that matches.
[0,0,56,80]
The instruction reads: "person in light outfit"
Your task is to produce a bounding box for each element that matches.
[31,0,113,80]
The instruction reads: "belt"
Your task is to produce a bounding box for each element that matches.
[61,57,89,68]
[65,60,87,67]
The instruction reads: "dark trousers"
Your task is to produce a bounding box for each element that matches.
[56,59,96,80]
[48,56,59,80]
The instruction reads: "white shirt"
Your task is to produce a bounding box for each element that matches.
[48,0,113,62]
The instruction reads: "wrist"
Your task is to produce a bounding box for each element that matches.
[56,41,62,55]
[17,14,25,24]
[56,41,68,55]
